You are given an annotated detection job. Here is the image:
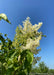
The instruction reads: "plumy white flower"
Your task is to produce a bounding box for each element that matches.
[22,37,40,50]
[19,17,42,52]
[36,22,42,30]
[19,25,22,30]
[21,17,43,34]
[33,22,42,31]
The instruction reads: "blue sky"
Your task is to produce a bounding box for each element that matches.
[0,0,54,69]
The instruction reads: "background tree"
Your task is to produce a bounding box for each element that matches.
[38,62,49,73]
[48,69,54,74]
[31,61,49,73]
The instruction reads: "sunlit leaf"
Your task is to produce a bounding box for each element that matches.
[0,13,11,24]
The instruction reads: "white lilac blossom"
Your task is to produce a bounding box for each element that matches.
[21,35,41,50]
[13,17,43,54]
[21,17,43,34]
[20,17,42,52]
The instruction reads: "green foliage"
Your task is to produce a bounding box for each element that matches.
[0,30,34,75]
[0,16,43,75]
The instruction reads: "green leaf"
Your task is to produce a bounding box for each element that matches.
[8,64,13,68]
[0,13,11,24]
[14,67,19,71]
[26,51,33,64]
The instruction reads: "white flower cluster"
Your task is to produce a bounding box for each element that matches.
[20,17,43,51]
[19,17,42,34]
[22,35,41,50]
